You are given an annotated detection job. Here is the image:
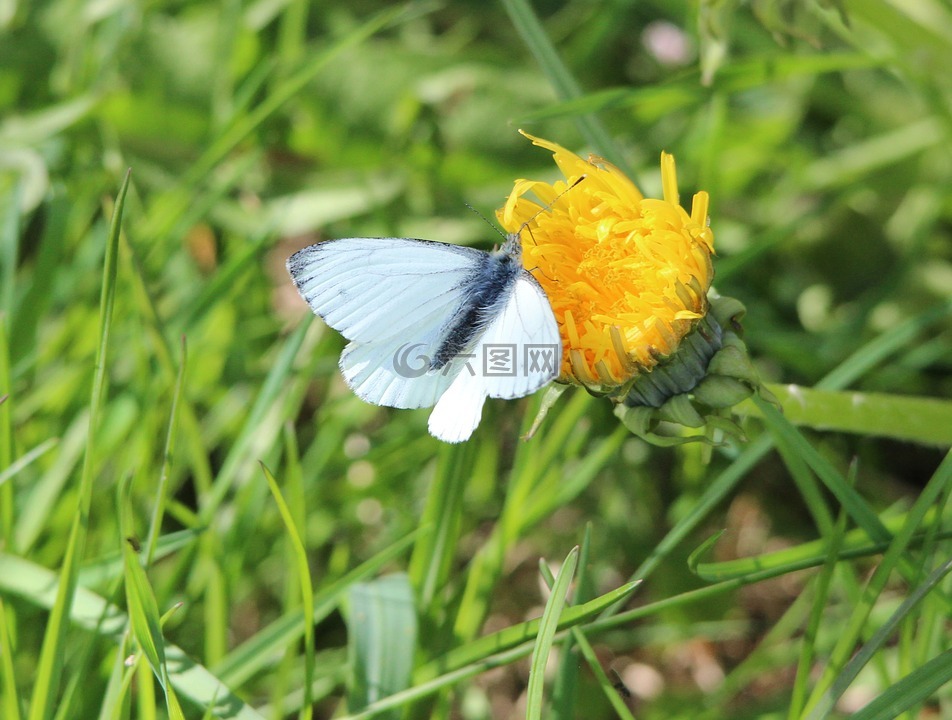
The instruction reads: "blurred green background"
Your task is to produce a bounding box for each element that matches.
[2,0,952,718]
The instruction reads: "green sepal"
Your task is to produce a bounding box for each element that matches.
[692,375,754,408]
[609,293,769,446]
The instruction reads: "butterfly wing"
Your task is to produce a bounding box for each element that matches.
[426,363,488,443]
[339,340,477,409]
[288,238,485,343]
[426,271,561,442]
[476,271,562,399]
[287,238,486,410]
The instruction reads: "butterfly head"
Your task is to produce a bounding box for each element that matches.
[500,231,524,262]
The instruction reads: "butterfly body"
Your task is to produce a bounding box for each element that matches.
[431,245,521,369]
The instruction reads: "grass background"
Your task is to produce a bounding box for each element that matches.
[2,0,952,718]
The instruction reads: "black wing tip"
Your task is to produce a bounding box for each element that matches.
[286,244,318,277]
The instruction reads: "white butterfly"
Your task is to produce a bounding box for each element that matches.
[287,232,561,442]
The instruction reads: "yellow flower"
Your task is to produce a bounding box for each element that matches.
[498,131,715,395]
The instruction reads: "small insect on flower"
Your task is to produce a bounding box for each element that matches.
[287,229,561,443]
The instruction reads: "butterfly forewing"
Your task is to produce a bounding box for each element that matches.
[288,238,483,344]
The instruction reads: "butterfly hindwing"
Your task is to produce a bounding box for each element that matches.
[340,339,470,410]
[426,362,487,443]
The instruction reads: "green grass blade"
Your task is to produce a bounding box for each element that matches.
[547,529,636,720]
[815,300,952,392]
[803,448,952,715]
[28,169,131,720]
[571,629,636,720]
[0,552,264,719]
[209,0,241,128]
[771,411,839,534]
[269,423,309,715]
[789,497,851,720]
[807,558,952,720]
[690,518,952,582]
[0,182,17,548]
[347,561,641,720]
[418,578,640,683]
[120,226,214,496]
[8,188,70,370]
[276,0,308,70]
[453,414,620,645]
[341,644,542,720]
[139,5,410,245]
[200,313,312,520]
[595,557,881,637]
[346,574,417,719]
[520,52,882,123]
[499,0,633,181]
[0,437,58,489]
[742,384,952,446]
[531,427,626,525]
[120,478,166,677]
[408,442,471,613]
[97,624,134,720]
[178,234,271,333]
[911,477,952,689]
[119,476,185,720]
[600,297,952,628]
[79,529,202,588]
[348,559,619,720]
[845,647,952,720]
[253,653,347,719]
[0,172,20,321]
[526,546,578,720]
[212,529,420,687]
[802,118,945,191]
[191,4,404,184]
[261,462,315,720]
[0,598,20,720]
[145,336,187,567]
[14,414,94,552]
[757,395,952,601]
[0,94,98,146]
[607,433,773,612]
[133,664,157,720]
[756,397,889,542]
[550,524,591,720]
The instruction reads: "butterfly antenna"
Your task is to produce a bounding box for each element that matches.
[464,202,508,242]
[464,176,587,254]
[517,175,585,275]
[517,174,586,235]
